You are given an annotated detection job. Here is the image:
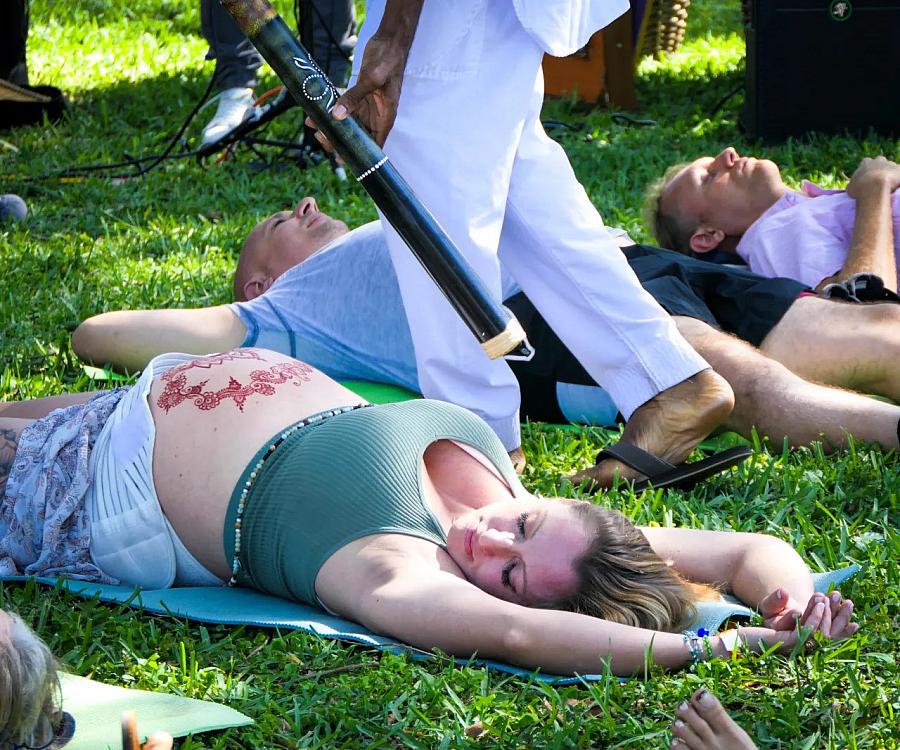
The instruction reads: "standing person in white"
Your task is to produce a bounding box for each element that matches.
[326,0,733,483]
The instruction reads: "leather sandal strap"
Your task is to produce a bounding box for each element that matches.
[594,442,675,476]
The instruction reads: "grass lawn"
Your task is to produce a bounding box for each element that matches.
[2,1,899,747]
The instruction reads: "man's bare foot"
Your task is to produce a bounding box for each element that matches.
[508,447,526,475]
[570,369,734,489]
[670,689,757,750]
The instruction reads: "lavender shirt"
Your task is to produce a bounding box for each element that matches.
[735,182,900,289]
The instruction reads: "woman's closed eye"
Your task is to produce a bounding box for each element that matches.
[501,559,517,592]
[517,512,527,538]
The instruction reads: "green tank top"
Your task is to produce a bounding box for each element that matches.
[224,399,518,606]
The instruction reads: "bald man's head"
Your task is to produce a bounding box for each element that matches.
[233,197,350,301]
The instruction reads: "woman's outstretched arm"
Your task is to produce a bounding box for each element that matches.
[336,563,849,677]
[640,527,815,608]
[347,565,695,676]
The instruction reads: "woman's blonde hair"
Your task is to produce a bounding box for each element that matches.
[0,612,62,750]
[553,503,718,632]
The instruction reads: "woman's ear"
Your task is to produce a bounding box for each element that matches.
[688,226,726,254]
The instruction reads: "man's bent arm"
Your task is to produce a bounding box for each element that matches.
[816,157,900,291]
[72,306,247,372]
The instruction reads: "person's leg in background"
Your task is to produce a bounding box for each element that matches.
[356,0,731,469]
[507,296,900,453]
[354,0,547,454]
[0,0,29,85]
[199,0,262,145]
[301,0,357,84]
[200,0,357,146]
[759,295,900,403]
[673,317,900,452]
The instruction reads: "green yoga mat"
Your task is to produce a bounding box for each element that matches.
[59,673,251,750]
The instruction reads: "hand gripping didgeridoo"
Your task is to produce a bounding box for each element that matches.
[220,0,533,361]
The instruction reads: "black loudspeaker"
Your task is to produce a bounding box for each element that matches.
[741,0,900,141]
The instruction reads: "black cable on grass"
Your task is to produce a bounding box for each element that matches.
[24,2,352,185]
[28,71,220,183]
[611,112,657,127]
[709,83,744,118]
[19,0,350,181]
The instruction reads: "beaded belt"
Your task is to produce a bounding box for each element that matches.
[227,403,372,586]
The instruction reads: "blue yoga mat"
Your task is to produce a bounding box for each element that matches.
[3,565,859,685]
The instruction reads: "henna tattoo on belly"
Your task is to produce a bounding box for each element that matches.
[156,356,315,413]
[159,349,266,378]
[0,427,20,499]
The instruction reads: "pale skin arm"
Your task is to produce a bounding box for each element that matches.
[71,306,247,373]
[643,526,858,635]
[816,156,900,291]
[350,564,697,676]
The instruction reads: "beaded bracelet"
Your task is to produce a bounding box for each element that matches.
[682,628,712,664]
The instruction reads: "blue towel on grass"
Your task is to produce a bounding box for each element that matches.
[2,566,859,685]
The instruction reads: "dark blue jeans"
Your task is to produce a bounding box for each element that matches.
[200,0,356,91]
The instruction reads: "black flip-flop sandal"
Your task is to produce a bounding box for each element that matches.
[594,442,753,492]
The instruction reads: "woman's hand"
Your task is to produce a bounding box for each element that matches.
[717,591,858,656]
[758,587,806,630]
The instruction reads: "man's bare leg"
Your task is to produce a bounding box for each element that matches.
[670,689,757,750]
[674,317,899,451]
[573,317,898,486]
[571,368,735,487]
[760,296,900,401]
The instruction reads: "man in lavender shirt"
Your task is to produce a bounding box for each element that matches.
[648,148,900,293]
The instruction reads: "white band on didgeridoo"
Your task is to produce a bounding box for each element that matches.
[480,317,527,360]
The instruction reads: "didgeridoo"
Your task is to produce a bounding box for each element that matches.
[220,0,533,361]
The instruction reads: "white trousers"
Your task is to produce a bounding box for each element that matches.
[356,0,709,449]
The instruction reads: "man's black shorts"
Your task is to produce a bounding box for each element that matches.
[506,243,809,423]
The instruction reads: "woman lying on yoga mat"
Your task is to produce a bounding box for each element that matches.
[0,349,857,677]
[0,607,767,750]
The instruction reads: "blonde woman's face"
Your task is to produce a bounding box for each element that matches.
[446,498,589,607]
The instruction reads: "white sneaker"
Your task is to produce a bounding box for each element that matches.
[200,87,255,146]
